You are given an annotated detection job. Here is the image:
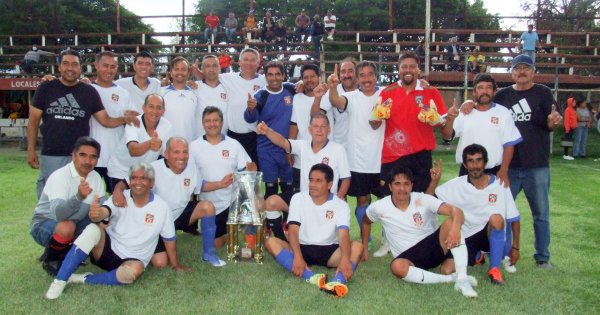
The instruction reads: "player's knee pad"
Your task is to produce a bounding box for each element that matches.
[73,224,101,254]
[265,182,278,199]
[116,264,138,284]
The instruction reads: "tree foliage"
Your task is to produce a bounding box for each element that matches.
[521,0,600,33]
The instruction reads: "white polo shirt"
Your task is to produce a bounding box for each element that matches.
[288,139,350,193]
[161,85,200,142]
[435,175,520,238]
[107,115,172,180]
[115,77,162,113]
[151,158,200,220]
[189,134,251,214]
[194,80,229,136]
[104,191,175,267]
[366,193,443,258]
[287,192,351,246]
[90,83,133,167]
[220,72,266,134]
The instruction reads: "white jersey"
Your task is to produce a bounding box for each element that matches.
[366,193,443,257]
[194,80,229,135]
[151,158,199,220]
[161,85,199,142]
[289,139,350,193]
[220,72,266,134]
[90,83,133,167]
[107,115,172,180]
[343,88,384,173]
[189,135,251,213]
[453,103,522,168]
[290,93,329,168]
[104,191,175,267]
[115,77,162,113]
[321,85,351,147]
[435,175,520,238]
[287,192,350,246]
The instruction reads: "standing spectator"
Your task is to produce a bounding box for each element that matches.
[218,50,232,73]
[223,12,238,43]
[563,97,577,160]
[294,9,311,42]
[20,45,54,74]
[415,39,426,67]
[242,10,258,41]
[324,10,337,40]
[520,24,541,64]
[261,10,276,42]
[573,99,592,158]
[445,37,462,71]
[273,20,288,48]
[310,15,325,60]
[204,11,220,43]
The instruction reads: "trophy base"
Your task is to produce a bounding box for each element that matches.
[226,223,264,264]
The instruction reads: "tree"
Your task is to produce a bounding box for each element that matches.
[521,0,600,33]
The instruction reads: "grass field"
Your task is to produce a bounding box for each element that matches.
[1,129,599,314]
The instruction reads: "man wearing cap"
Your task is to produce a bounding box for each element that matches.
[519,24,541,64]
[485,54,560,269]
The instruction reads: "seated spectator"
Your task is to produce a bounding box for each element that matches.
[273,20,288,48]
[468,49,486,73]
[294,9,311,42]
[204,11,220,43]
[324,10,337,40]
[224,12,238,43]
[261,10,276,42]
[242,10,259,41]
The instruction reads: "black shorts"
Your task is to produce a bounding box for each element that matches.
[91,233,139,270]
[395,228,451,270]
[325,27,335,32]
[465,224,490,266]
[348,172,380,197]
[227,130,258,166]
[174,200,198,231]
[215,208,230,238]
[380,150,433,195]
[299,244,339,266]
[292,167,301,192]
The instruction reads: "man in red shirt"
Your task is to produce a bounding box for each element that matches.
[204,11,221,43]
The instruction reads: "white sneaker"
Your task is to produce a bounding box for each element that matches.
[327,35,333,40]
[502,256,517,273]
[452,274,478,287]
[68,272,93,284]
[45,279,67,300]
[454,278,478,298]
[563,155,575,160]
[203,255,226,267]
[373,238,390,257]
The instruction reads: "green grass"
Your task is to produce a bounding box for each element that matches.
[1,129,599,314]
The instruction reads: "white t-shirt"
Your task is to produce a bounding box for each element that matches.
[289,139,350,193]
[343,88,384,173]
[290,93,332,168]
[435,175,520,238]
[104,191,175,267]
[287,192,350,246]
[453,103,522,168]
[194,80,229,135]
[189,135,251,213]
[151,158,200,220]
[367,193,443,257]
[90,83,133,167]
[220,72,266,134]
[161,85,200,142]
[324,15,337,28]
[107,115,172,180]
[115,77,162,113]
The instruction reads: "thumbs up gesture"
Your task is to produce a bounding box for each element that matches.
[247,92,257,112]
[547,104,562,127]
[446,98,459,122]
[88,195,104,222]
[78,177,93,200]
[327,64,340,88]
[149,131,162,151]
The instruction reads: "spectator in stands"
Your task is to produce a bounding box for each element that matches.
[562,97,577,160]
[468,49,486,73]
[520,24,541,64]
[324,10,337,40]
[261,10,276,42]
[294,9,311,42]
[204,11,220,43]
[416,39,426,68]
[273,20,288,48]
[224,12,238,43]
[20,45,54,74]
[242,10,259,41]
[218,50,232,73]
[310,15,325,60]
[445,37,463,71]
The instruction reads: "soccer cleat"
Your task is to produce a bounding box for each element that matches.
[42,260,62,277]
[202,251,226,267]
[45,279,67,300]
[502,256,517,273]
[306,273,327,288]
[536,261,553,270]
[320,281,348,298]
[68,272,93,284]
[563,155,575,160]
[373,239,390,257]
[452,274,478,287]
[454,278,478,298]
[487,267,504,285]
[474,251,486,265]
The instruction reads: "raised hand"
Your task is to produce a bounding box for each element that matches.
[327,64,340,88]
[430,159,443,182]
[149,131,162,151]
[88,195,103,222]
[78,177,93,200]
[247,93,257,112]
[447,98,459,121]
[313,83,328,98]
[547,104,562,126]
[256,121,269,135]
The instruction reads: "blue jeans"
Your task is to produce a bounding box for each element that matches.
[312,35,322,60]
[225,28,236,41]
[31,217,92,247]
[522,50,536,65]
[204,27,218,42]
[573,126,588,157]
[509,167,550,262]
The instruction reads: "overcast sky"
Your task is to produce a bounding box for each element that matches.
[119,0,528,33]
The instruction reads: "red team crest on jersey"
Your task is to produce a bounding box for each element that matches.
[111,94,119,103]
[325,210,334,221]
[145,213,155,224]
[413,212,424,227]
[491,117,499,125]
[321,157,330,165]
[488,194,497,205]
[221,93,227,101]
[222,150,229,158]
[184,178,190,187]
[284,96,292,105]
